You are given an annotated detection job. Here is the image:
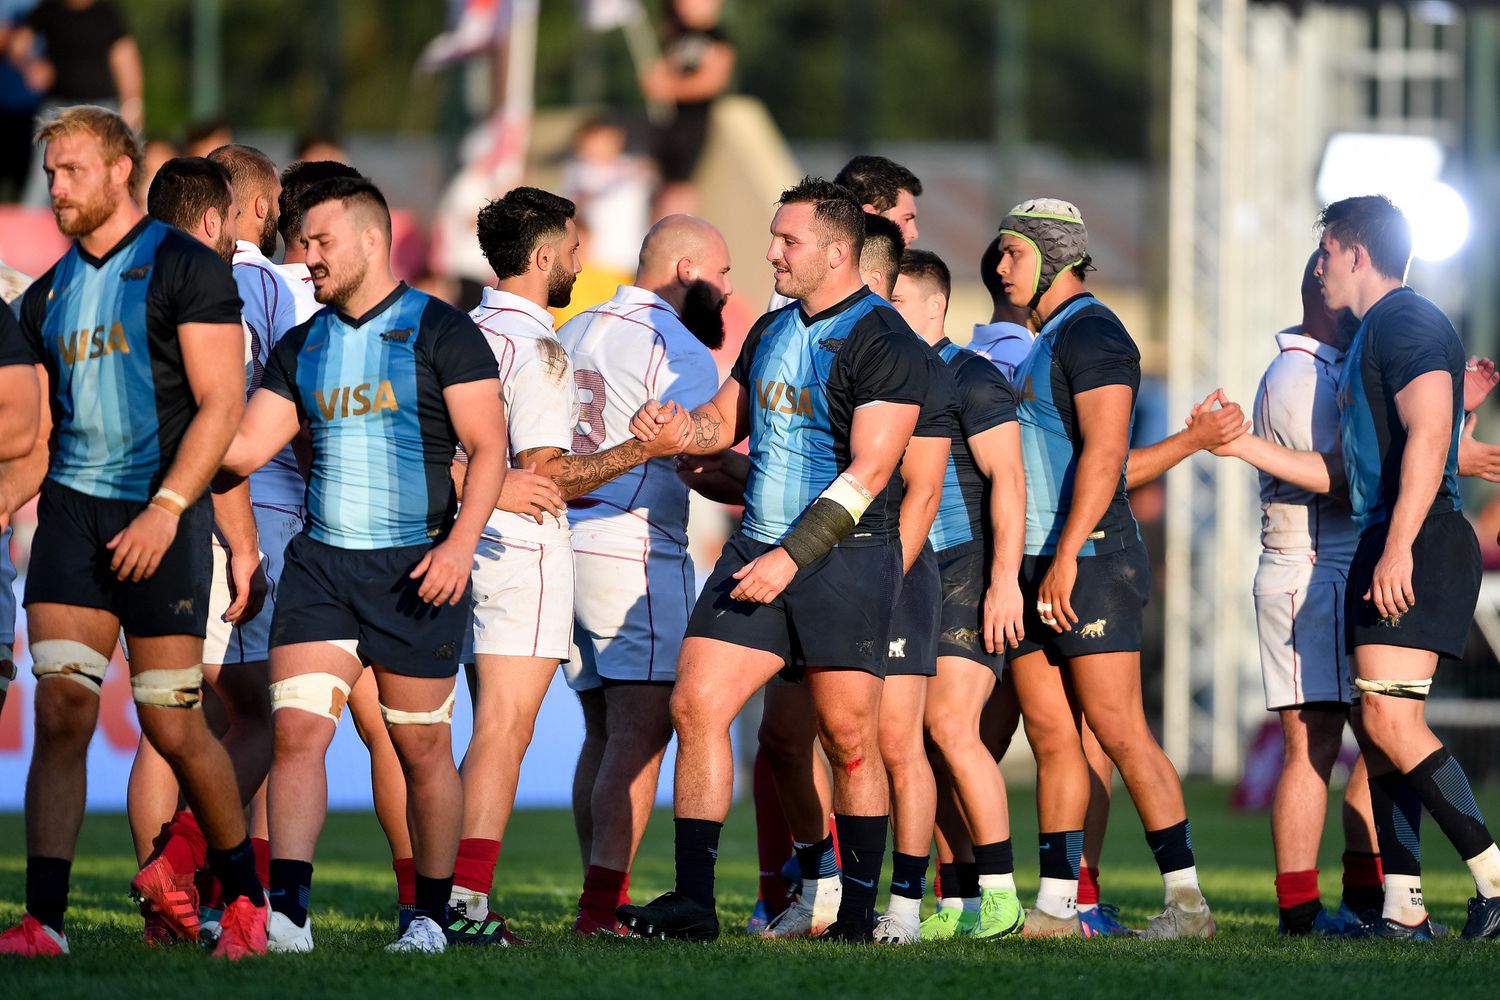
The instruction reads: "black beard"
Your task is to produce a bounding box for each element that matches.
[679,280,725,350]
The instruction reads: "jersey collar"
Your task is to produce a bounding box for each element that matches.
[798,284,871,326]
[233,239,271,266]
[337,281,409,327]
[478,287,556,334]
[610,284,679,316]
[1274,328,1343,364]
[75,215,152,268]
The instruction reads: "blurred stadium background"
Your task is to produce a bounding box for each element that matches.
[1,0,1500,814]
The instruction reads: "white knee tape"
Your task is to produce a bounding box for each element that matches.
[31,639,110,696]
[0,645,15,694]
[269,672,352,723]
[131,665,205,709]
[379,688,456,726]
[1354,677,1432,701]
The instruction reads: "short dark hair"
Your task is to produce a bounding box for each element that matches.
[147,156,233,232]
[279,160,363,241]
[900,248,951,302]
[860,212,904,297]
[297,175,391,241]
[778,176,865,260]
[476,186,576,281]
[1317,195,1412,281]
[834,155,922,212]
[979,234,1005,303]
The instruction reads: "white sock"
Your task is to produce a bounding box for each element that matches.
[978,872,1016,893]
[449,886,489,921]
[1162,866,1204,909]
[805,875,840,908]
[1465,843,1500,898]
[885,894,921,924]
[1382,874,1426,924]
[1035,877,1077,919]
[961,895,981,914]
[937,896,963,912]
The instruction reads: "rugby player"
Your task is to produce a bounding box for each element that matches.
[619,177,929,943]
[0,275,41,719]
[1000,198,1214,939]
[0,106,267,958]
[556,215,731,935]
[888,248,1029,941]
[127,155,273,943]
[968,234,1033,382]
[1213,196,1500,941]
[222,175,508,953]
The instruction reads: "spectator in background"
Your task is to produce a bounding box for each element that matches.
[184,117,231,158]
[136,133,176,205]
[0,1,41,201]
[562,114,652,276]
[642,0,734,218]
[292,131,349,165]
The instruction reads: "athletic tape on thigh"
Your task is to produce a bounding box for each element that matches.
[0,645,14,693]
[130,665,205,709]
[31,639,110,695]
[1353,677,1432,701]
[380,688,456,726]
[268,672,352,723]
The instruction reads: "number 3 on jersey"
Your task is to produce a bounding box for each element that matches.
[573,368,607,454]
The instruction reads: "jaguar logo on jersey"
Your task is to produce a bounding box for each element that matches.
[314,379,400,419]
[59,322,130,364]
[120,263,152,281]
[818,337,846,353]
[754,377,815,417]
[380,328,413,344]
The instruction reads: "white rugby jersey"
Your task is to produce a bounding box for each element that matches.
[1251,330,1358,564]
[968,321,1034,386]
[274,260,320,325]
[471,287,579,542]
[557,284,719,545]
[234,241,303,507]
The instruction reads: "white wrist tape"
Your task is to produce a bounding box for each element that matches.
[131,665,205,709]
[31,639,111,695]
[821,472,873,524]
[1354,677,1432,701]
[380,687,456,726]
[269,672,352,723]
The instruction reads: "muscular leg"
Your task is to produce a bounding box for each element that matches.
[925,658,1006,846]
[759,682,828,843]
[1078,720,1114,912]
[461,655,559,844]
[574,687,607,872]
[590,682,674,871]
[1339,738,1383,917]
[127,734,181,863]
[374,668,462,883]
[1271,705,1346,931]
[348,668,412,918]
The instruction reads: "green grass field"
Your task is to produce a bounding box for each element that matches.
[2,780,1498,998]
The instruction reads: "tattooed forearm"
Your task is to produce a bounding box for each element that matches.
[691,410,722,452]
[551,439,649,500]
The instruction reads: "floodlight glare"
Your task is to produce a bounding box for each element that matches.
[1397,180,1470,263]
[1316,132,1470,262]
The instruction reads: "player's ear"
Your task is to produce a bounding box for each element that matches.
[204,207,220,240]
[675,256,696,287]
[535,239,554,275]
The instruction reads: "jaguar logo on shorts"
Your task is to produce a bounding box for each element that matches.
[171,598,195,615]
[1079,619,1107,638]
[888,638,906,658]
[1379,612,1404,628]
[434,641,456,659]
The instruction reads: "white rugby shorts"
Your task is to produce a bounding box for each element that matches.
[203,504,305,666]
[465,530,576,667]
[1253,556,1351,710]
[569,530,695,686]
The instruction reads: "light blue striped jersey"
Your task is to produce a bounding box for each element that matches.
[1013,293,1140,556]
[261,283,497,549]
[731,287,930,544]
[18,217,243,500]
[928,340,1018,553]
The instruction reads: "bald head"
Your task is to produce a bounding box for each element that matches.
[638,215,724,283]
[635,214,733,350]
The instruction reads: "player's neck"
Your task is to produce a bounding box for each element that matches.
[495,276,549,312]
[799,271,865,318]
[282,246,306,265]
[917,321,945,347]
[1034,275,1087,326]
[989,301,1030,328]
[340,273,401,321]
[1349,276,1404,321]
[79,201,146,259]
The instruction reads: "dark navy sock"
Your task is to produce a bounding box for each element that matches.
[794,834,839,883]
[1371,771,1423,876]
[955,861,980,897]
[834,814,887,924]
[1038,830,1083,881]
[25,856,70,934]
[414,873,452,923]
[1404,748,1495,861]
[936,862,960,901]
[674,817,723,908]
[1144,820,1195,875]
[207,838,263,907]
[889,852,928,900]
[974,839,1015,877]
[269,858,314,927]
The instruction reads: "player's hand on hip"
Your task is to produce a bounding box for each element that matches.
[410,538,474,606]
[983,577,1026,653]
[1036,555,1078,633]
[106,504,180,583]
[498,463,565,524]
[729,546,798,604]
[1365,543,1415,619]
[223,549,268,624]
[630,399,677,444]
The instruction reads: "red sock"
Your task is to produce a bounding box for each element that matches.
[579,865,630,915]
[1078,866,1101,907]
[752,749,793,915]
[160,809,208,876]
[1274,868,1322,910]
[251,838,271,890]
[452,838,500,895]
[392,856,416,907]
[828,814,840,866]
[1342,851,1382,889]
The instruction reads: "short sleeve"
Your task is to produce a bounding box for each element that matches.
[260,325,304,411]
[731,312,775,387]
[158,233,243,327]
[422,300,500,387]
[505,342,577,455]
[845,314,928,408]
[654,342,719,412]
[912,356,957,439]
[1055,315,1140,395]
[953,354,1017,440]
[1373,308,1460,396]
[0,304,33,367]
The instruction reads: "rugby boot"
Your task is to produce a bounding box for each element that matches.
[1143,898,1216,940]
[211,897,268,959]
[972,888,1025,940]
[760,878,841,939]
[872,912,919,944]
[0,915,67,956]
[1358,915,1439,941]
[617,891,721,942]
[1079,902,1138,938]
[1460,894,1500,940]
[1022,907,1080,938]
[387,915,445,954]
[131,855,201,942]
[266,910,314,953]
[573,907,628,938]
[813,915,875,943]
[920,905,978,940]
